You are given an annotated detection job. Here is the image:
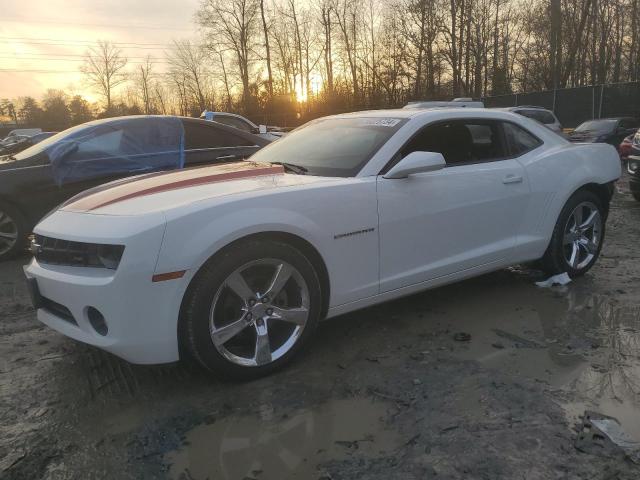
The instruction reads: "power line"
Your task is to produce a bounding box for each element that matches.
[0,69,83,73]
[0,56,171,64]
[0,53,168,60]
[0,36,174,47]
[0,41,171,51]
[1,17,192,31]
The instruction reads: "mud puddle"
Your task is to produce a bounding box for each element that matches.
[165,397,400,480]
[440,280,640,442]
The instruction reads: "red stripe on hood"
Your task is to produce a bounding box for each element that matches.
[63,162,285,212]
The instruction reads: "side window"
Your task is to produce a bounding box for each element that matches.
[538,111,556,125]
[515,110,536,121]
[518,109,554,125]
[73,128,124,159]
[401,120,508,165]
[215,116,253,132]
[183,123,254,150]
[502,122,542,156]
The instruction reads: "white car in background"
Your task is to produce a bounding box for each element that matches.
[200,111,285,142]
[501,106,564,135]
[25,108,620,379]
[404,97,485,109]
[1,128,42,145]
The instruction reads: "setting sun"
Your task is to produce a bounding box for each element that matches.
[295,74,323,103]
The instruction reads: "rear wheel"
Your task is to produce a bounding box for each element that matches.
[0,202,27,261]
[540,190,605,277]
[181,239,322,380]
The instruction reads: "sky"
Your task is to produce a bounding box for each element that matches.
[0,0,200,101]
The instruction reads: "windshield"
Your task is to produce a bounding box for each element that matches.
[574,119,617,134]
[10,123,92,161]
[248,117,407,177]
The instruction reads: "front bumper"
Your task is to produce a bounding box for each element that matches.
[24,210,188,364]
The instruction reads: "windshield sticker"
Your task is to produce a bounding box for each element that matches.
[360,118,401,127]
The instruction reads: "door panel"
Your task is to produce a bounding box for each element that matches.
[377,159,529,292]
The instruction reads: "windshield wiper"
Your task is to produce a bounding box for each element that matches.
[271,162,308,175]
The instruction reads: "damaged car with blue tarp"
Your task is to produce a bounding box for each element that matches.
[0,115,270,260]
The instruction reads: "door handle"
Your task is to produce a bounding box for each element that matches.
[502,174,523,184]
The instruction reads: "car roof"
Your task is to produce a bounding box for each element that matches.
[331,107,512,121]
[60,115,270,146]
[500,106,553,112]
[580,117,630,123]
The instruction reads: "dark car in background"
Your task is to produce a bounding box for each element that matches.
[569,117,639,145]
[0,132,58,156]
[0,115,270,260]
[626,130,640,201]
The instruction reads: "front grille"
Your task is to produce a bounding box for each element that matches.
[41,296,77,325]
[33,235,124,269]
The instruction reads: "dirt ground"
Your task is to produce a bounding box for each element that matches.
[2,177,640,480]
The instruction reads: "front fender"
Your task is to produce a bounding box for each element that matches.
[154,178,380,309]
[156,205,326,276]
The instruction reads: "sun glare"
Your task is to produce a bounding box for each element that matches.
[295,74,323,103]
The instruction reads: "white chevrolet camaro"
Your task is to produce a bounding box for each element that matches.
[25,109,620,379]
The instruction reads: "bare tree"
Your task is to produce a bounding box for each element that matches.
[135,56,155,114]
[197,0,260,113]
[318,1,335,95]
[166,40,210,113]
[333,0,360,99]
[80,40,128,112]
[54,0,640,121]
[260,0,274,98]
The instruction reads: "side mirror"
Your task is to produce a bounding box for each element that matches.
[383,151,446,179]
[259,124,268,134]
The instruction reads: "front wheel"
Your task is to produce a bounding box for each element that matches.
[181,239,322,380]
[540,190,606,277]
[0,201,27,261]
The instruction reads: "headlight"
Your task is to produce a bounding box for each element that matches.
[629,159,640,174]
[32,235,125,270]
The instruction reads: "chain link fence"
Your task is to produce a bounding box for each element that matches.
[483,81,640,128]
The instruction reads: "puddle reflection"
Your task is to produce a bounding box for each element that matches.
[166,397,399,480]
[450,282,640,441]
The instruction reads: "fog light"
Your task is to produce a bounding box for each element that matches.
[87,307,108,336]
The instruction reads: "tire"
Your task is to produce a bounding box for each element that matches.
[632,190,640,202]
[539,190,606,278]
[181,239,322,380]
[0,201,27,261]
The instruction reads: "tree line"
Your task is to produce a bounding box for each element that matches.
[2,0,639,129]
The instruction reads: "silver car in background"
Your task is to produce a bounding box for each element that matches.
[502,106,564,135]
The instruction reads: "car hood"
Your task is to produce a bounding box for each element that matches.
[569,130,608,142]
[60,161,338,216]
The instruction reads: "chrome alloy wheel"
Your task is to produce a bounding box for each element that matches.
[0,209,18,256]
[209,259,310,367]
[563,201,602,270]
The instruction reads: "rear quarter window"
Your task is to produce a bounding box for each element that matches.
[502,122,543,156]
